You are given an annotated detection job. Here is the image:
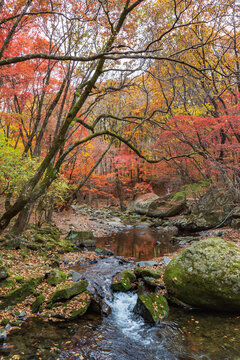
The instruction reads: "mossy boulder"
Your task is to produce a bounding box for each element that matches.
[169,188,238,231]
[111,269,136,292]
[134,292,169,324]
[46,269,68,286]
[66,230,96,248]
[66,298,90,319]
[31,293,45,313]
[164,238,240,312]
[51,293,91,320]
[47,280,88,308]
[192,188,235,214]
[0,266,8,280]
[0,277,43,310]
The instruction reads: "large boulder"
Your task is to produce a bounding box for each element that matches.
[185,188,238,230]
[133,193,185,218]
[165,188,240,231]
[134,266,163,279]
[191,188,236,215]
[164,238,240,312]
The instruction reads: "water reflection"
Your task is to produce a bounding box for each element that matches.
[97,226,179,260]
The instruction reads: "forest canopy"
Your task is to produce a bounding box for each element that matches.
[0,0,239,233]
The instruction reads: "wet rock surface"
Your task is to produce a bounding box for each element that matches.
[111,269,136,292]
[134,292,169,324]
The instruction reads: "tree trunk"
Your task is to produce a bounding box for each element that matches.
[11,202,34,235]
[115,170,125,211]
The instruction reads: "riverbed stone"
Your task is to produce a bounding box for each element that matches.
[47,280,88,308]
[134,292,169,324]
[51,293,91,320]
[136,261,161,267]
[169,209,232,231]
[164,238,240,311]
[66,230,96,248]
[0,330,7,342]
[95,248,114,256]
[111,269,136,292]
[66,298,90,319]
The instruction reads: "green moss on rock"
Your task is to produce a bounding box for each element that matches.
[31,293,45,313]
[1,318,10,326]
[0,277,43,310]
[111,269,136,292]
[47,280,88,308]
[46,269,67,286]
[164,238,240,311]
[134,292,169,324]
[139,268,163,279]
[143,277,164,290]
[67,299,91,319]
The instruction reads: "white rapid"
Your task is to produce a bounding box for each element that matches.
[61,257,196,360]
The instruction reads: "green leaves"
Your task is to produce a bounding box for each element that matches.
[0,131,39,196]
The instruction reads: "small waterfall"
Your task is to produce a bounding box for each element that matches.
[66,257,199,360]
[109,292,149,342]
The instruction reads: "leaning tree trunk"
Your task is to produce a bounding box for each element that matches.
[11,202,34,235]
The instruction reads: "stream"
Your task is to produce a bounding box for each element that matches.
[2,227,240,359]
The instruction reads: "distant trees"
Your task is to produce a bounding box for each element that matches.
[0,0,239,233]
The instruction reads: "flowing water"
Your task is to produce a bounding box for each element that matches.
[2,228,240,360]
